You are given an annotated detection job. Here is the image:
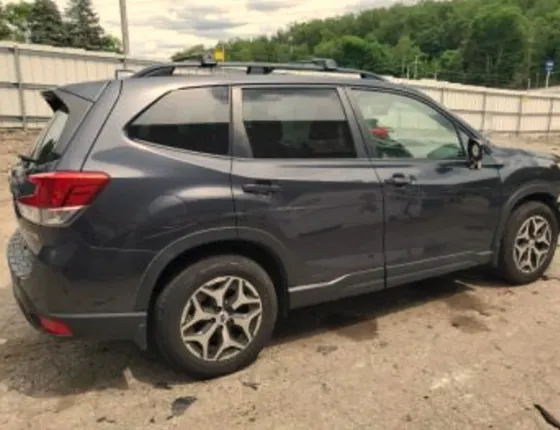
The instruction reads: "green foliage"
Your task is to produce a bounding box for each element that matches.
[172,44,206,61]
[64,0,105,50]
[4,1,32,42]
[174,0,560,88]
[0,2,11,40]
[0,0,121,53]
[29,0,66,46]
[463,4,529,87]
[99,34,123,54]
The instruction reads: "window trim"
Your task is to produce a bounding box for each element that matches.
[231,84,370,160]
[124,84,233,158]
[345,86,471,162]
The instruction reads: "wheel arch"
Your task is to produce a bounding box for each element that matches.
[134,227,294,317]
[492,182,559,266]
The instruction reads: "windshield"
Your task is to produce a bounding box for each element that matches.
[29,109,68,164]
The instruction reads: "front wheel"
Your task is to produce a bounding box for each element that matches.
[497,201,559,284]
[153,255,278,379]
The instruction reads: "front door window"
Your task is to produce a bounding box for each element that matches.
[350,89,466,160]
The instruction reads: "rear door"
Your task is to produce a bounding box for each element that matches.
[230,84,385,307]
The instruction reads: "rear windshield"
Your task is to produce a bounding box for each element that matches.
[30,109,69,164]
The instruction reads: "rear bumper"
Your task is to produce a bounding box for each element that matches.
[7,230,149,348]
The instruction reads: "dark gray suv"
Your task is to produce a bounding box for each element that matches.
[7,58,560,378]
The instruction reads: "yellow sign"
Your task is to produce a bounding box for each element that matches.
[214,47,225,62]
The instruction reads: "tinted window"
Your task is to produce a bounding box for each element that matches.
[242,88,356,159]
[127,86,229,156]
[351,89,465,160]
[30,109,68,163]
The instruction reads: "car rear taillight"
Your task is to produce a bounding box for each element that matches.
[17,171,110,226]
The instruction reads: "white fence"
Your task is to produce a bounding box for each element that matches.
[0,42,153,128]
[1,41,560,136]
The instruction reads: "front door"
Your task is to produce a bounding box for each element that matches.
[230,85,385,307]
[347,87,502,287]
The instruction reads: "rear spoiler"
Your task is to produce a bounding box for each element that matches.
[47,81,111,103]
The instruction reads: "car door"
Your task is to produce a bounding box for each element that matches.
[230,84,385,307]
[346,86,502,287]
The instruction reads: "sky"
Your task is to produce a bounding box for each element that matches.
[49,0,406,59]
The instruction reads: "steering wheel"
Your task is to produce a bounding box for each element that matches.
[375,139,413,158]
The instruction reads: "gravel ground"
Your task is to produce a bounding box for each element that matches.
[1,130,560,429]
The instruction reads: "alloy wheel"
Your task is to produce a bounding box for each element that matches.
[513,215,552,274]
[179,276,263,362]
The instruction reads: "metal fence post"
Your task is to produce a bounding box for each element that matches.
[546,97,554,141]
[12,46,27,129]
[516,94,523,136]
[480,91,488,133]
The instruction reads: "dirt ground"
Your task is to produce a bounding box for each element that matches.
[2,130,560,429]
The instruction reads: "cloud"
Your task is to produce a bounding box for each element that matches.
[352,0,418,9]
[246,0,299,13]
[135,15,248,34]
[171,5,224,15]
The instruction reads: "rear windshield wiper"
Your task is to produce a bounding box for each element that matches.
[17,151,61,165]
[17,154,39,164]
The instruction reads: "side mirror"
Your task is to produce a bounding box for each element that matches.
[467,138,484,169]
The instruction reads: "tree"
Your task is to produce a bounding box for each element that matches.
[171,44,206,61]
[64,0,105,51]
[462,4,529,86]
[438,50,464,82]
[0,1,13,40]
[99,34,122,53]
[28,0,66,46]
[4,1,32,42]
[365,36,392,75]
[391,35,423,78]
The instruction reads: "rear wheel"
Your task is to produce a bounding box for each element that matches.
[497,201,558,284]
[154,255,277,379]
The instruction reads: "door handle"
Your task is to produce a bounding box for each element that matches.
[242,182,282,195]
[384,174,414,186]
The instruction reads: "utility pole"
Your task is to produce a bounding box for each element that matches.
[413,55,419,79]
[119,0,130,67]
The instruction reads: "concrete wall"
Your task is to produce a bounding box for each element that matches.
[1,41,560,136]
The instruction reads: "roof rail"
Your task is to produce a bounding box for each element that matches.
[131,55,386,81]
[293,57,338,71]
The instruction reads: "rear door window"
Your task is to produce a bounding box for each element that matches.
[127,86,230,156]
[241,87,357,159]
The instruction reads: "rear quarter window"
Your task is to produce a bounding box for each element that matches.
[127,86,230,156]
[30,109,69,164]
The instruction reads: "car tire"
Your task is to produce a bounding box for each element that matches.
[153,255,278,379]
[497,201,558,285]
